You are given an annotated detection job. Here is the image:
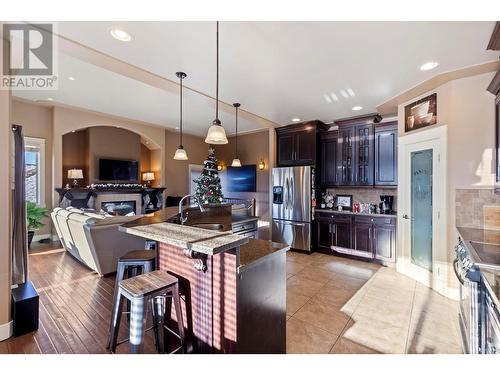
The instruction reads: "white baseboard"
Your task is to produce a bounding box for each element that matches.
[32,234,61,242]
[32,234,51,242]
[0,320,13,341]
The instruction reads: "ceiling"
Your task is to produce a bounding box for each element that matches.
[14,21,499,136]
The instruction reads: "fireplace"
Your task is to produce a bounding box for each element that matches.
[101,201,136,216]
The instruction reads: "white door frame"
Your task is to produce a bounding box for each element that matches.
[397,125,450,297]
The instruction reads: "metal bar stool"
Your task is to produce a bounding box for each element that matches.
[109,270,185,354]
[107,250,156,350]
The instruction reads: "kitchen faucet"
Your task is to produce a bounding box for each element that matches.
[178,194,205,224]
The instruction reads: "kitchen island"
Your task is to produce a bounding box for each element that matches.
[119,204,289,354]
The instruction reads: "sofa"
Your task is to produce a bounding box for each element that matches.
[51,207,147,275]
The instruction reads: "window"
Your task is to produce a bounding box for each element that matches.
[24,137,45,207]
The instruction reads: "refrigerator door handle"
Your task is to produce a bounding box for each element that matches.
[284,177,290,210]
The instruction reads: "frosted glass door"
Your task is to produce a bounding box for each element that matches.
[410,149,433,271]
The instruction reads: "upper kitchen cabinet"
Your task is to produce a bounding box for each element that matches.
[319,131,338,187]
[374,121,398,186]
[332,113,382,186]
[276,121,329,166]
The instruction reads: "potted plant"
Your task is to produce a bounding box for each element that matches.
[26,201,49,248]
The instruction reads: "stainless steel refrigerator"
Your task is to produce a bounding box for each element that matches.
[271,166,312,252]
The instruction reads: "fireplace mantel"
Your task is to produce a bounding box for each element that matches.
[55,187,166,214]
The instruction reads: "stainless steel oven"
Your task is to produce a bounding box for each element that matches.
[483,282,500,354]
[454,240,482,354]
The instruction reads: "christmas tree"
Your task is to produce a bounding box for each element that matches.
[193,147,224,204]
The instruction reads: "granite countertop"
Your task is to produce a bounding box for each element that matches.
[120,222,249,255]
[314,209,397,218]
[120,206,261,256]
[238,239,290,272]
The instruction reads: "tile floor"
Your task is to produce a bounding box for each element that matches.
[286,251,463,354]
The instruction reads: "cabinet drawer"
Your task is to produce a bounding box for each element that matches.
[354,216,395,225]
[232,221,257,234]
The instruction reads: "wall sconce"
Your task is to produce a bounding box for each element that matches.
[258,159,266,171]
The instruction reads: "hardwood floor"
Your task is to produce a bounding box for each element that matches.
[1,241,158,354]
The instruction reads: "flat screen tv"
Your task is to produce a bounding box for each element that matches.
[226,165,257,192]
[98,158,139,182]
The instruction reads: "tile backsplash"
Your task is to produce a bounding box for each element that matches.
[456,189,500,229]
[325,188,397,211]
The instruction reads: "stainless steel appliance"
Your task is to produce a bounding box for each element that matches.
[454,240,482,354]
[271,166,312,252]
[484,289,500,354]
[379,195,394,214]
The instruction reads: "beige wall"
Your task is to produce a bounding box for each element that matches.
[216,130,270,221]
[0,85,12,337]
[87,126,141,183]
[12,100,54,237]
[164,130,208,197]
[397,71,496,293]
[62,129,89,186]
[51,105,166,207]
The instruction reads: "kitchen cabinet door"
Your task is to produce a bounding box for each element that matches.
[277,133,295,166]
[373,222,396,262]
[375,124,398,186]
[316,216,334,252]
[353,219,373,258]
[333,215,352,251]
[355,124,374,186]
[295,129,316,165]
[337,126,355,185]
[320,134,337,187]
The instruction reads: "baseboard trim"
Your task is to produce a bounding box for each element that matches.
[0,320,13,341]
[32,234,51,242]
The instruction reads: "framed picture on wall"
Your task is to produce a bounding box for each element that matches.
[405,93,437,132]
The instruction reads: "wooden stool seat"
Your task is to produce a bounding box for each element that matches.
[119,250,156,262]
[119,270,178,298]
[109,270,186,354]
[106,249,156,350]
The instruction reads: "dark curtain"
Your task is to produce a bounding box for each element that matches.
[11,125,27,285]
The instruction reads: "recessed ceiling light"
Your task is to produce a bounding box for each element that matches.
[420,61,439,71]
[46,97,53,101]
[352,106,363,111]
[110,28,132,42]
[291,118,301,122]
[175,126,180,130]
[68,76,75,81]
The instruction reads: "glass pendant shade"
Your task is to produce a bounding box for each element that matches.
[205,21,229,145]
[205,122,228,144]
[174,71,189,160]
[173,146,188,160]
[231,158,242,167]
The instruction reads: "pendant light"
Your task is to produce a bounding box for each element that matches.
[173,71,188,160]
[205,21,228,145]
[231,103,242,167]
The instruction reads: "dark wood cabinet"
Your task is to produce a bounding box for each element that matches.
[276,121,329,167]
[355,124,374,185]
[316,216,334,252]
[374,122,398,186]
[318,113,392,187]
[319,132,338,187]
[353,218,373,258]
[277,133,295,166]
[373,221,396,261]
[337,126,355,185]
[314,211,395,263]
